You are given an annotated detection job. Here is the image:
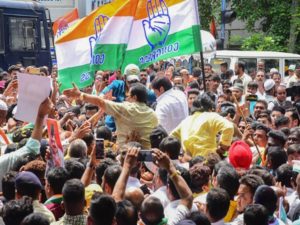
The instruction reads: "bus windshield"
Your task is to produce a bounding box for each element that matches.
[8,17,37,52]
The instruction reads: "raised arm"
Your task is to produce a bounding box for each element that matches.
[63,83,105,109]
[31,98,54,141]
[112,147,139,202]
[152,149,193,209]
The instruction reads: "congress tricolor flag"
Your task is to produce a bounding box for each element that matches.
[52,8,79,39]
[92,0,202,71]
[55,0,126,91]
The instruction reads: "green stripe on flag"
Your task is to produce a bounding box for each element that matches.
[58,63,94,92]
[123,25,201,70]
[91,44,127,71]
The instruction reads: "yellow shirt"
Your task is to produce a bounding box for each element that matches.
[104,100,158,149]
[171,112,234,157]
[224,200,237,222]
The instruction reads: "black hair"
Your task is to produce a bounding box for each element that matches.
[2,171,17,202]
[85,103,99,111]
[104,165,122,190]
[205,63,212,68]
[276,164,296,188]
[2,196,33,225]
[223,79,232,86]
[247,81,258,89]
[274,116,290,129]
[213,161,233,177]
[211,75,221,82]
[257,111,272,123]
[130,83,148,104]
[62,179,85,204]
[254,123,271,134]
[225,70,234,79]
[168,165,191,200]
[96,126,113,141]
[116,200,138,225]
[206,188,230,222]
[244,204,268,225]
[287,144,300,155]
[21,213,50,225]
[286,107,300,123]
[7,65,20,74]
[187,88,200,97]
[159,137,181,160]
[95,158,116,185]
[189,156,205,168]
[188,211,211,225]
[255,100,268,110]
[191,92,215,114]
[64,159,85,179]
[192,67,202,77]
[190,164,211,193]
[89,194,117,225]
[82,132,95,148]
[237,61,245,71]
[268,130,287,147]
[267,147,287,171]
[188,80,201,89]
[289,127,300,140]
[254,185,277,215]
[151,76,172,92]
[216,166,240,200]
[158,168,168,186]
[140,196,164,225]
[248,168,274,186]
[239,174,264,196]
[46,167,69,194]
[150,125,168,149]
[272,106,285,115]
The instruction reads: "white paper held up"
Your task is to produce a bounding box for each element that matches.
[15,73,52,123]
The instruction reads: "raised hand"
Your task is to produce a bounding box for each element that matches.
[142,0,171,50]
[89,15,109,59]
[63,83,81,100]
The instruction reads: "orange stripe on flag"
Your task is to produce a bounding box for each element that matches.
[134,0,184,20]
[56,0,128,43]
[52,8,79,36]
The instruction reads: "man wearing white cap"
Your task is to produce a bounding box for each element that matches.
[263,79,276,110]
[285,65,298,87]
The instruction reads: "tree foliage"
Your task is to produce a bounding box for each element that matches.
[241,34,288,52]
[231,0,300,53]
[197,0,220,30]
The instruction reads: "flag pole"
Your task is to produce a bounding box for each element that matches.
[194,0,206,92]
[200,51,206,92]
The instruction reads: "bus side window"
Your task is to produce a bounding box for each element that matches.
[238,58,257,74]
[8,17,37,51]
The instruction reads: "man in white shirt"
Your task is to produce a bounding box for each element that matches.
[152,76,188,134]
[150,168,170,208]
[231,62,252,93]
[285,65,298,87]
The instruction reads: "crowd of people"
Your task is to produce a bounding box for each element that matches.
[0,59,299,225]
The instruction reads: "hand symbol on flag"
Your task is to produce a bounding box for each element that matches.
[142,0,171,50]
[89,15,109,59]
